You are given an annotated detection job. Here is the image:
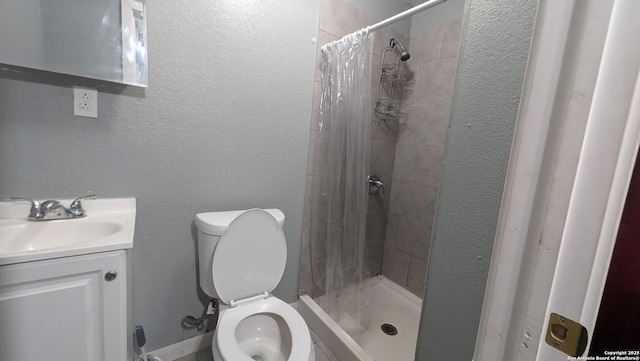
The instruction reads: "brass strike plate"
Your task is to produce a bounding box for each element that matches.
[545,313,588,357]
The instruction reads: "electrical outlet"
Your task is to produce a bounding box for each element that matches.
[73,87,98,118]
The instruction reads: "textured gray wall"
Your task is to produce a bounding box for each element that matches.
[0,0,319,350]
[415,0,538,359]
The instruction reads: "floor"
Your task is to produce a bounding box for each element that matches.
[173,328,338,361]
[174,277,418,361]
[174,348,213,361]
[311,328,340,361]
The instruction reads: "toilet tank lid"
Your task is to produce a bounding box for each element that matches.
[195,208,285,236]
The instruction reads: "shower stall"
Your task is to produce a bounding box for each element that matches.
[298,1,464,360]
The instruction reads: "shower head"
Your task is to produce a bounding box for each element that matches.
[390,38,410,61]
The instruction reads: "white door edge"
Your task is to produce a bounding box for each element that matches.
[579,13,640,333]
[475,0,640,360]
[537,0,640,359]
[473,0,579,359]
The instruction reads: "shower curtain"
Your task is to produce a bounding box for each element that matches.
[310,29,373,340]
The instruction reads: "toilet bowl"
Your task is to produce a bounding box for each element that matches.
[195,208,314,361]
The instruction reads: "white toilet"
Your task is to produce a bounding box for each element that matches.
[195,208,315,361]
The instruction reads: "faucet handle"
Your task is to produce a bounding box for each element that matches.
[41,200,62,212]
[10,197,43,219]
[69,194,96,217]
[367,173,385,195]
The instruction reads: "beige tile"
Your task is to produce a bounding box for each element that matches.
[393,144,444,185]
[366,211,387,247]
[368,244,384,276]
[313,338,340,361]
[308,175,328,219]
[301,220,311,264]
[196,348,214,361]
[385,211,400,248]
[397,103,451,146]
[404,57,457,108]
[424,145,445,186]
[314,343,331,361]
[411,182,439,220]
[310,328,320,343]
[370,139,397,177]
[428,102,453,145]
[391,144,415,178]
[357,6,379,37]
[422,58,458,107]
[388,179,409,217]
[396,215,433,261]
[174,353,198,361]
[310,217,328,261]
[382,246,410,286]
[303,176,313,221]
[439,19,463,60]
[389,180,438,220]
[409,26,443,67]
[298,262,314,297]
[311,258,327,298]
[407,257,428,298]
[319,0,361,38]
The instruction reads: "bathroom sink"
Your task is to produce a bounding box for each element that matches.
[0,198,135,265]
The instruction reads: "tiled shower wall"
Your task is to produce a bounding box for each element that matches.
[382,20,461,297]
[298,0,462,300]
[298,0,410,298]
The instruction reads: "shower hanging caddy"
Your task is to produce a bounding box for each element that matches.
[375,38,414,126]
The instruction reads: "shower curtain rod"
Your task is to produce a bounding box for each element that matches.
[321,0,448,52]
[366,0,448,33]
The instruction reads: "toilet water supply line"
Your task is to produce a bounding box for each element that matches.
[182,299,217,330]
[132,301,215,360]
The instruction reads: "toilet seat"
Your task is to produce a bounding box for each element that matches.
[215,297,312,361]
[212,209,287,304]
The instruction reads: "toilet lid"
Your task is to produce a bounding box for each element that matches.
[212,209,287,304]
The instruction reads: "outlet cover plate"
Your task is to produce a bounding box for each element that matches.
[73,86,98,118]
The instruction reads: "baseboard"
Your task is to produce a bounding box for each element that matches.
[149,331,213,361]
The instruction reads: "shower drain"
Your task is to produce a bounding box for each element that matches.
[381,323,398,336]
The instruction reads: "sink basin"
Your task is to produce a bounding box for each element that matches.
[0,198,135,265]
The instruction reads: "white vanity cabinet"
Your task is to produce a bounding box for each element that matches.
[0,250,129,361]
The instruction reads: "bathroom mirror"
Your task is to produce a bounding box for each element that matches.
[0,0,147,87]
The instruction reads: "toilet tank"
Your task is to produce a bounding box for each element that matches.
[194,208,285,299]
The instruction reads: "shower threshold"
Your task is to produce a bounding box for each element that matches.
[298,276,422,361]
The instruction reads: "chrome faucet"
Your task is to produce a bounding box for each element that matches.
[367,173,385,195]
[10,194,96,221]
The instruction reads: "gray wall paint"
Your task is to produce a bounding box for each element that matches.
[416,0,538,360]
[0,0,319,350]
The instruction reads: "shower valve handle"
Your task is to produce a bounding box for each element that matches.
[368,173,385,195]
